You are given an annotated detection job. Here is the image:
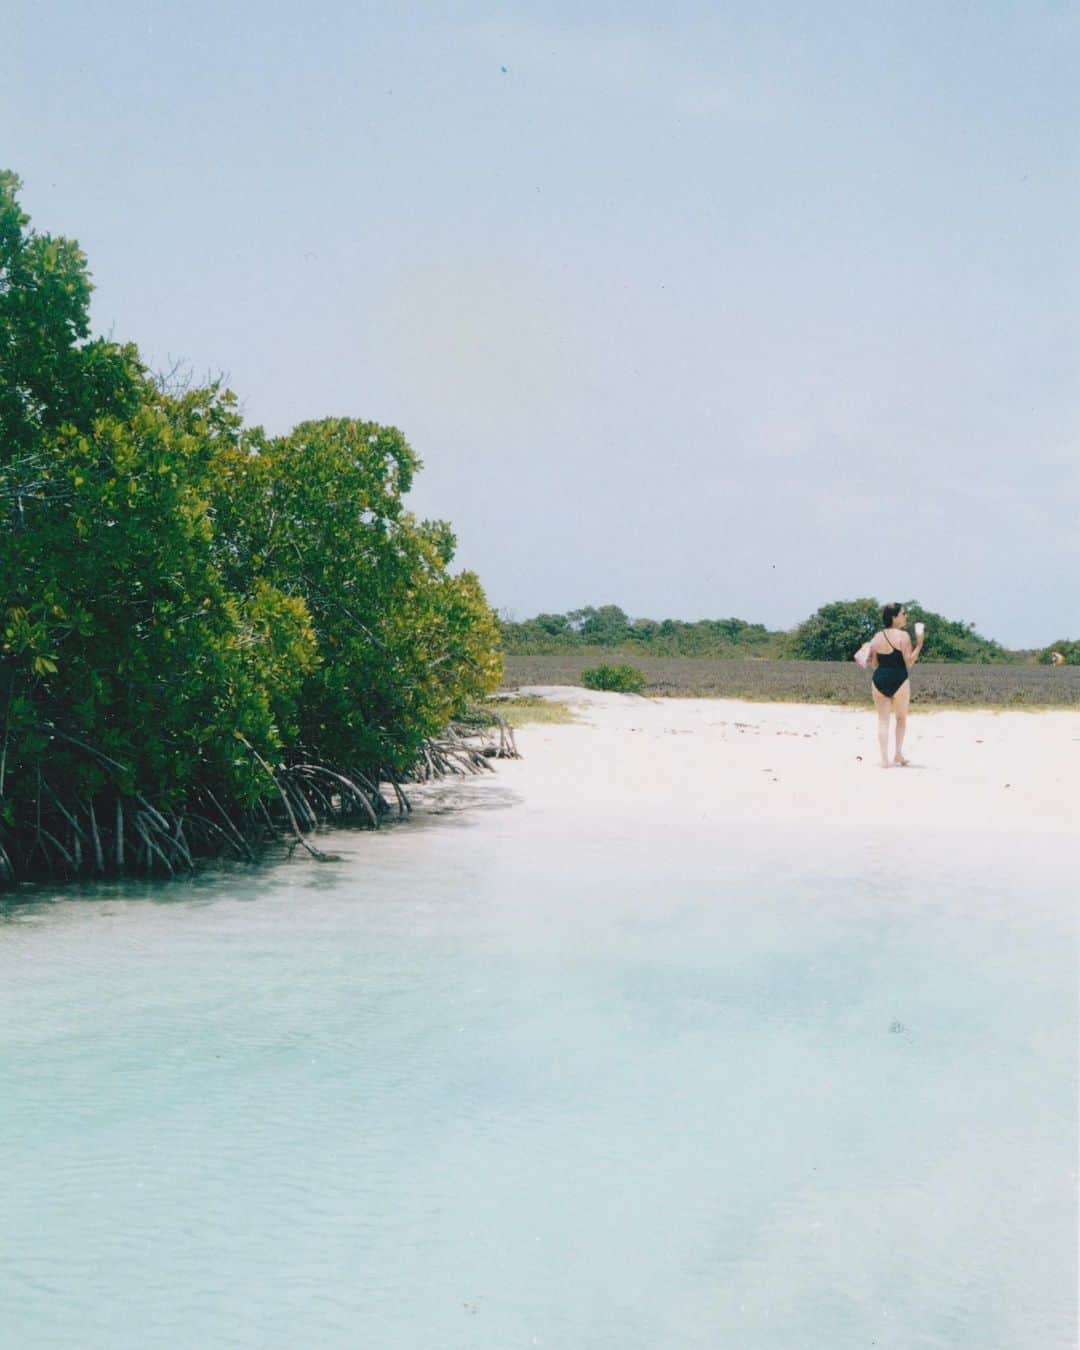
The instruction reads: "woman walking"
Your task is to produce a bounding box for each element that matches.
[869,604,926,767]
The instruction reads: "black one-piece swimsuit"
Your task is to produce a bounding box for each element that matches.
[872,633,908,697]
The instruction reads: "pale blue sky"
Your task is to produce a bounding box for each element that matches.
[6,1,1077,645]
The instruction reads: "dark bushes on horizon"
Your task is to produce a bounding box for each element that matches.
[1039,640,1080,665]
[790,599,1014,663]
[500,606,786,658]
[501,598,1032,664]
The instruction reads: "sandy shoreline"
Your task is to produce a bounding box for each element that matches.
[494,686,1080,841]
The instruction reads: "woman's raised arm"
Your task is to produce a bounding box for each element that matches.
[902,630,926,669]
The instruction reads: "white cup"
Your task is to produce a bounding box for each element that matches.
[915,621,925,636]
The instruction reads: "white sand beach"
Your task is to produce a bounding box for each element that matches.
[498,688,1080,842]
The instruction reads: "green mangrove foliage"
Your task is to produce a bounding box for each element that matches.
[0,170,143,458]
[212,416,502,777]
[0,172,502,883]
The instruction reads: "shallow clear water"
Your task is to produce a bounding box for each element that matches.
[1,781,1075,1349]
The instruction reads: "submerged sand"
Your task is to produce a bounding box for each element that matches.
[496,687,1080,839]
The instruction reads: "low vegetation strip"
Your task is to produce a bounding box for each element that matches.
[502,653,1080,707]
[488,695,578,726]
[500,602,1077,665]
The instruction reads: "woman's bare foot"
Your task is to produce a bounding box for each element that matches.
[880,759,892,769]
[893,754,909,767]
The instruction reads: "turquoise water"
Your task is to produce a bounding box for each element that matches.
[1,784,1075,1349]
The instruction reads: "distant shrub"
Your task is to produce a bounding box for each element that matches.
[792,598,879,661]
[581,663,646,694]
[792,597,1011,663]
[1040,640,1080,665]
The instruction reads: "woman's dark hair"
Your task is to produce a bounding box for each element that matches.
[882,602,904,627]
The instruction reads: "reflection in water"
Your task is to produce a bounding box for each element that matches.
[0,785,1075,1350]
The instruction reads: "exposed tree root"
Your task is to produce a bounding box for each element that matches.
[0,703,520,888]
[235,735,338,863]
[407,707,520,783]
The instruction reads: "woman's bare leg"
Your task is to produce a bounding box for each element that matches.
[871,685,892,767]
[892,682,911,764]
